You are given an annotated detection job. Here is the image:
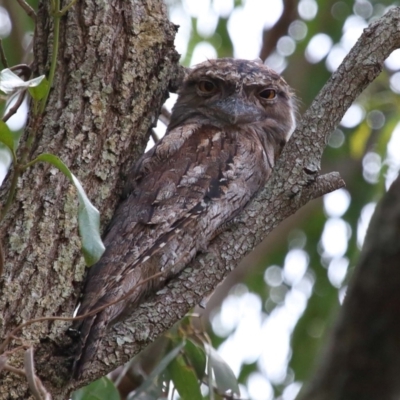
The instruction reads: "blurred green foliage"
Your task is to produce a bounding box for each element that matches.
[2,0,400,398]
[172,0,400,398]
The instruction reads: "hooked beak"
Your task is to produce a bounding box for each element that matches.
[210,96,262,125]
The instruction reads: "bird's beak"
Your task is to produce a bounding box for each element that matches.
[211,96,261,124]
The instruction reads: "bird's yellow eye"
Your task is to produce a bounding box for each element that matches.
[259,89,276,100]
[197,80,216,94]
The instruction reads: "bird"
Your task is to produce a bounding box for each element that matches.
[69,58,296,377]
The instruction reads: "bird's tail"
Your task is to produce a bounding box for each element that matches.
[68,302,121,378]
[67,263,149,378]
[68,214,202,377]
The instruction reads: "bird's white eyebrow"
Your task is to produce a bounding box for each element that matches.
[287,108,297,139]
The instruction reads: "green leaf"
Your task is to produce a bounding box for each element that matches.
[168,355,203,400]
[129,340,186,399]
[205,344,240,397]
[28,77,49,100]
[72,377,120,400]
[0,69,46,94]
[0,121,14,153]
[30,153,105,266]
[184,339,206,380]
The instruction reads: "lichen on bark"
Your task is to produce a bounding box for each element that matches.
[0,0,182,398]
[2,2,400,399]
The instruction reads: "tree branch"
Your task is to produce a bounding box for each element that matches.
[2,3,400,398]
[56,6,400,396]
[0,0,182,398]
[298,172,400,400]
[259,0,297,61]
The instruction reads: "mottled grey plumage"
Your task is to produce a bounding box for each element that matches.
[70,58,296,376]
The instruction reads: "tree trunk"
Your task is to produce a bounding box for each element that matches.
[1,2,400,399]
[298,172,400,400]
[0,1,181,398]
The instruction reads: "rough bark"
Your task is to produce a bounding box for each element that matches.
[0,3,400,399]
[0,0,181,398]
[298,173,400,400]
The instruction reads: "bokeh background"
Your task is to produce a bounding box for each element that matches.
[1,0,400,399]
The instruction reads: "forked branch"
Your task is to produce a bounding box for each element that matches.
[62,6,400,393]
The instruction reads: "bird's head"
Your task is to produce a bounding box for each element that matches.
[169,58,296,142]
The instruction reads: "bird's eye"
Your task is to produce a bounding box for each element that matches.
[197,80,216,94]
[259,89,277,100]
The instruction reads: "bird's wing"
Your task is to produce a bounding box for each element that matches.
[70,123,268,377]
[122,122,201,199]
[129,126,240,223]
[81,123,269,309]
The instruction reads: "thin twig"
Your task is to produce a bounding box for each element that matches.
[0,270,166,353]
[24,348,51,400]
[3,345,27,356]
[15,0,37,21]
[2,91,26,123]
[34,378,51,400]
[58,0,79,16]
[3,363,26,377]
[159,105,171,126]
[259,0,297,61]
[150,129,160,143]
[0,39,8,68]
[113,358,136,387]
[10,64,32,80]
[24,349,43,400]
[2,348,51,400]
[2,64,30,124]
